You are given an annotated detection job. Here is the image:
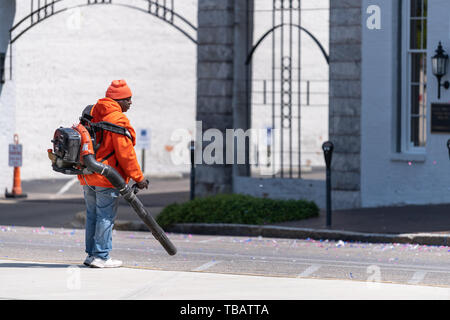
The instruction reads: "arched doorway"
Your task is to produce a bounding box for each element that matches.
[246,0,329,180]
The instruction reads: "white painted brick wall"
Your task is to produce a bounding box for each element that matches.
[0,0,329,193]
[1,0,197,192]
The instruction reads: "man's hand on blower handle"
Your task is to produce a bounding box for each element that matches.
[131,179,149,194]
[136,179,149,190]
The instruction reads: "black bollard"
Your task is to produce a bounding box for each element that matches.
[190,140,195,200]
[322,141,334,229]
[447,139,450,160]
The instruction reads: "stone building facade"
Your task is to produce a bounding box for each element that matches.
[6,0,445,211]
[196,0,450,210]
[1,0,332,207]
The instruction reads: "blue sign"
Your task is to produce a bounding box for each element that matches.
[136,128,151,150]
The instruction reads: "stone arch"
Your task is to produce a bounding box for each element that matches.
[10,0,197,45]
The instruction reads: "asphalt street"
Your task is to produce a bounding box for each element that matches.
[0,226,449,299]
[0,177,189,228]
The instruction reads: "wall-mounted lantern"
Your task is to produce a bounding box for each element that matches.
[432,42,449,99]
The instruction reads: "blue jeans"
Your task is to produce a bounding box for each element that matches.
[83,185,119,260]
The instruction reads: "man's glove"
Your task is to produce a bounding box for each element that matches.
[132,179,149,194]
[137,179,149,190]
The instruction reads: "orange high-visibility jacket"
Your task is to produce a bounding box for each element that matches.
[78,98,144,188]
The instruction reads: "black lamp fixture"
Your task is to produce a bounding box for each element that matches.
[432,42,450,99]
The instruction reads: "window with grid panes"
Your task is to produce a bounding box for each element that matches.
[403,0,428,150]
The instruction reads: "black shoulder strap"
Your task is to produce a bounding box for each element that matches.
[94,121,133,140]
[78,105,133,155]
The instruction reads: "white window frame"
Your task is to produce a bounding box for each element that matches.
[401,0,428,154]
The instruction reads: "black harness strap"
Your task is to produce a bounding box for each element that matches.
[100,150,115,163]
[95,122,132,140]
[94,129,104,153]
[79,105,133,164]
[80,105,133,142]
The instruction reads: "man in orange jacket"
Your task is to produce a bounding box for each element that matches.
[79,80,148,268]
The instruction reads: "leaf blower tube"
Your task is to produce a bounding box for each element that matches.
[76,124,177,256]
[82,154,177,255]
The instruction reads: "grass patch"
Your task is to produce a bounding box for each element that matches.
[156,194,319,228]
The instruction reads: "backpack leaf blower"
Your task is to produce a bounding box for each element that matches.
[47,109,177,256]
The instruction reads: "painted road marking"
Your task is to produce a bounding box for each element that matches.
[298,264,321,278]
[192,260,221,272]
[0,200,18,204]
[198,237,225,243]
[55,177,78,196]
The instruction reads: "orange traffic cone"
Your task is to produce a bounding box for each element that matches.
[5,166,27,198]
[5,134,27,199]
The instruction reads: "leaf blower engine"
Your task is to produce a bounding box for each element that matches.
[47,107,177,256]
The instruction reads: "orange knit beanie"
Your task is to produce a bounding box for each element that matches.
[105,80,132,100]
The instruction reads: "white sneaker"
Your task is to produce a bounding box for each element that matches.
[90,257,122,268]
[83,255,95,267]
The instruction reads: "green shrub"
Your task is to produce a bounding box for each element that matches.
[156,194,319,228]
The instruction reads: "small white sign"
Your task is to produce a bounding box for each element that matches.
[136,128,151,150]
[266,126,273,146]
[8,144,22,167]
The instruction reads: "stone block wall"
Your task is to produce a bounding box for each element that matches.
[196,0,235,196]
[196,0,252,197]
[329,0,363,209]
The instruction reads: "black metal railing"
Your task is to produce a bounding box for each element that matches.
[11,0,196,45]
[7,0,197,80]
[248,0,329,180]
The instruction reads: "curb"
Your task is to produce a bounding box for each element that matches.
[167,224,450,247]
[72,212,450,247]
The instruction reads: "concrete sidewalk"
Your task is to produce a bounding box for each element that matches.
[0,259,448,300]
